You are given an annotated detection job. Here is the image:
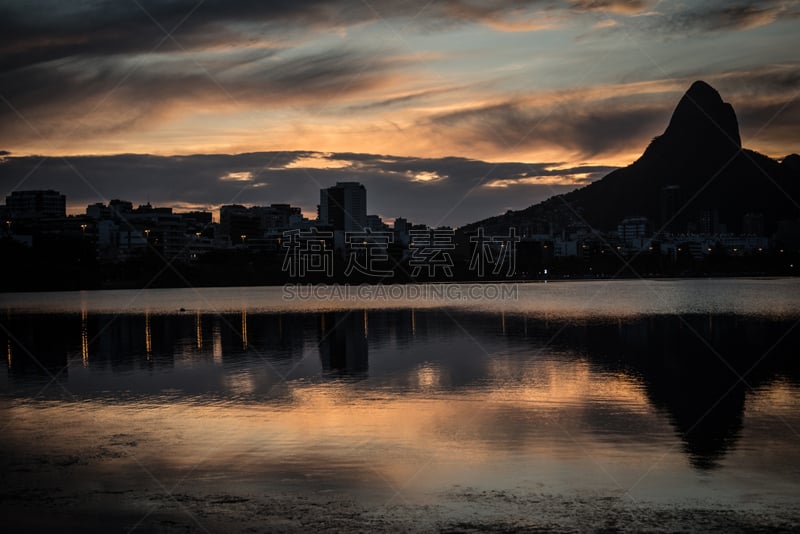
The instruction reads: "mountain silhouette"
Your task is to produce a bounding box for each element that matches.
[465,81,799,236]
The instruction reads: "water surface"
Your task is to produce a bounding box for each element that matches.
[2,279,799,530]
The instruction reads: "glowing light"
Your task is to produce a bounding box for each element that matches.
[196,311,203,350]
[145,311,152,358]
[241,309,248,350]
[220,171,253,182]
[213,323,222,364]
[484,174,594,188]
[416,363,441,390]
[284,154,353,170]
[407,170,445,183]
[81,309,89,367]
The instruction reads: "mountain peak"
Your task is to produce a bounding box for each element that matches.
[685,80,722,100]
[466,79,799,236]
[662,80,741,150]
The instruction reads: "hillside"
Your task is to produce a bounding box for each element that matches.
[464,81,799,236]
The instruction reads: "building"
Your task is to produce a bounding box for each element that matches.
[319,182,367,232]
[366,214,387,231]
[5,190,66,218]
[86,202,112,220]
[219,203,303,242]
[109,199,133,220]
[617,216,649,242]
[659,185,681,233]
[220,204,261,242]
[84,199,216,260]
[689,209,724,235]
[742,212,765,236]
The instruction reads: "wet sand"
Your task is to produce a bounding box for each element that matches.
[3,447,798,534]
[3,486,799,532]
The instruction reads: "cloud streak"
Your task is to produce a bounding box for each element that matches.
[643,0,800,34]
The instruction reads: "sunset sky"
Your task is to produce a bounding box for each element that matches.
[1,0,799,226]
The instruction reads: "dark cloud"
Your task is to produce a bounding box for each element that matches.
[709,65,800,96]
[0,1,334,71]
[0,151,612,227]
[344,87,459,112]
[0,0,676,77]
[0,46,404,144]
[427,97,671,159]
[735,99,800,156]
[0,0,788,81]
[650,0,799,34]
[0,0,557,73]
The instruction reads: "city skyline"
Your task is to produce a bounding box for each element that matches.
[1,1,799,226]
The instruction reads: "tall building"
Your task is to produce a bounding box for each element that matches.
[5,190,66,218]
[319,182,367,232]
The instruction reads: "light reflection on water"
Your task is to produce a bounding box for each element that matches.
[1,279,800,509]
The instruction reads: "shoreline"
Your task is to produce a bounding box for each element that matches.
[3,483,799,533]
[0,273,797,297]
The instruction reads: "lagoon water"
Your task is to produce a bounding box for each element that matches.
[2,279,800,530]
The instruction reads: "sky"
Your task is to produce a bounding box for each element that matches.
[1,0,799,226]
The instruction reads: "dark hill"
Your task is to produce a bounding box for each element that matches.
[465,81,799,236]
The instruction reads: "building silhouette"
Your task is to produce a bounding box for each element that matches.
[5,190,66,218]
[617,216,649,241]
[319,182,367,232]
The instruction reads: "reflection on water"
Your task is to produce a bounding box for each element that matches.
[2,281,800,511]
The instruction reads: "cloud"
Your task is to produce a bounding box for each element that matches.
[0,0,673,82]
[407,170,446,182]
[568,0,650,15]
[0,46,408,147]
[649,0,800,34]
[0,151,616,227]
[220,171,253,182]
[1,2,797,164]
[344,86,460,112]
[425,93,673,159]
[0,0,574,75]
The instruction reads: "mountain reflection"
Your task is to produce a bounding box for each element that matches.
[2,309,798,470]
